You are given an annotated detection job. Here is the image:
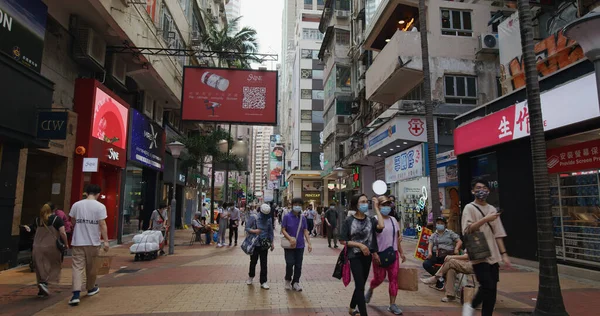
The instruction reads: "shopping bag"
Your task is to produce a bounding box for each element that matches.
[95,254,113,275]
[397,266,418,291]
[342,257,351,287]
[213,232,219,242]
[332,249,345,279]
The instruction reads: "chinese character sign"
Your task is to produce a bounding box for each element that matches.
[546,139,600,174]
[385,144,424,183]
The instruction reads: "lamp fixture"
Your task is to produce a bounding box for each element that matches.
[396,145,401,148]
[403,142,408,145]
[385,38,391,42]
[399,20,405,24]
[383,151,387,154]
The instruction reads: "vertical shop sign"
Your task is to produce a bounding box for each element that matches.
[269,134,284,186]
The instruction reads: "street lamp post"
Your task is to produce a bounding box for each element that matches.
[245,171,250,207]
[167,141,185,255]
[334,167,345,230]
[563,11,600,109]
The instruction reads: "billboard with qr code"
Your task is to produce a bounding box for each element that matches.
[181,67,278,125]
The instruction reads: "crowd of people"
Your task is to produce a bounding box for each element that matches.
[23,176,509,316]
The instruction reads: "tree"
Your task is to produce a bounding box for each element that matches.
[418,0,441,220]
[200,14,260,68]
[516,1,568,315]
[178,128,232,177]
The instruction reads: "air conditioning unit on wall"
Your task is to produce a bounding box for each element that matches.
[478,33,499,54]
[72,27,106,72]
[336,10,350,18]
[108,55,127,86]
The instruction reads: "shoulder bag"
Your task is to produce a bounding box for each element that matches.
[281,216,303,249]
[378,218,397,267]
[241,214,259,255]
[463,203,493,261]
[43,216,67,252]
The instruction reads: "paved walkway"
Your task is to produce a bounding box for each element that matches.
[1,224,599,316]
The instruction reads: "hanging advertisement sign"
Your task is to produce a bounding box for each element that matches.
[414,227,432,261]
[269,134,284,182]
[454,73,599,155]
[182,67,278,125]
[546,139,600,174]
[0,0,47,72]
[128,109,166,170]
[385,144,423,183]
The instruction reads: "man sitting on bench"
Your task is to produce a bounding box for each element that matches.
[192,212,212,245]
[421,252,474,303]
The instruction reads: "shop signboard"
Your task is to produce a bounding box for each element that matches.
[128,109,165,171]
[269,134,284,182]
[302,180,322,191]
[455,73,600,155]
[546,139,600,174]
[182,67,278,125]
[366,116,437,154]
[36,111,68,139]
[414,227,432,261]
[385,144,423,183]
[0,0,47,72]
[82,158,98,172]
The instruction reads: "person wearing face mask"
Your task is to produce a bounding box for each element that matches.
[423,216,462,291]
[324,203,339,248]
[462,177,510,316]
[281,198,313,291]
[365,196,406,315]
[340,194,384,316]
[245,204,275,289]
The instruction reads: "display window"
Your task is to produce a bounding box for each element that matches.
[550,170,600,267]
[123,166,144,235]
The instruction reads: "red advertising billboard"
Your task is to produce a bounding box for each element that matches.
[182,67,278,125]
[547,139,600,174]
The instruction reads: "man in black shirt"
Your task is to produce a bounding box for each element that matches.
[324,203,339,248]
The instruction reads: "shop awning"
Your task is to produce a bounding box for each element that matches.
[453,72,599,155]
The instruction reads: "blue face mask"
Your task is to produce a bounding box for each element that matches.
[358,203,368,213]
[292,206,302,213]
[380,206,392,216]
[436,224,445,232]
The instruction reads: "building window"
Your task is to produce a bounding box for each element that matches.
[444,75,477,104]
[304,0,313,9]
[301,69,312,79]
[336,65,351,88]
[336,0,350,11]
[496,77,503,98]
[441,9,472,37]
[301,49,312,59]
[301,110,312,123]
[312,50,319,59]
[301,152,312,170]
[301,89,312,99]
[301,152,322,170]
[312,90,324,100]
[403,82,424,101]
[301,131,320,144]
[302,28,324,40]
[312,111,324,124]
[317,0,325,9]
[335,30,350,45]
[312,69,324,80]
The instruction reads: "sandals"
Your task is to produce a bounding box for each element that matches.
[348,307,360,315]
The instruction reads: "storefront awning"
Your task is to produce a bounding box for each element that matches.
[453,72,599,155]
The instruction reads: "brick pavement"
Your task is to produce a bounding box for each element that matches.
[0,224,598,316]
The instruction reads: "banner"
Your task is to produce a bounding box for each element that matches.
[547,139,600,174]
[182,67,278,125]
[129,109,165,170]
[414,227,432,261]
[0,0,47,72]
[269,134,284,183]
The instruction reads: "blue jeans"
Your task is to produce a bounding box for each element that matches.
[284,248,304,284]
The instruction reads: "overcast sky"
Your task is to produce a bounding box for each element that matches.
[239,0,284,70]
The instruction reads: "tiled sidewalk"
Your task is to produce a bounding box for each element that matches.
[0,226,598,316]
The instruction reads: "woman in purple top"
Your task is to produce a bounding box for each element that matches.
[281,197,312,292]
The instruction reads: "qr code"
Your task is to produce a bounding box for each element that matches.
[242,86,266,109]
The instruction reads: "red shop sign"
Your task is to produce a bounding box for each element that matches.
[546,139,600,174]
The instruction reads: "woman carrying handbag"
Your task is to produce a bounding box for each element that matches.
[365,196,406,315]
[340,194,384,316]
[245,204,274,289]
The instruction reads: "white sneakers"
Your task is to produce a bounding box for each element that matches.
[246,277,253,285]
[292,282,303,292]
[462,303,475,316]
[284,280,292,290]
[261,283,270,290]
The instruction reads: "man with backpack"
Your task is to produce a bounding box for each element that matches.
[150,203,169,256]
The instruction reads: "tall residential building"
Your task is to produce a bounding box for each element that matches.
[226,0,242,32]
[251,126,273,202]
[280,0,326,207]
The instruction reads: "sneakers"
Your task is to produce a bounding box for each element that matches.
[388,304,403,315]
[38,283,49,296]
[365,288,373,304]
[217,243,223,248]
[37,290,47,298]
[441,296,456,303]
[420,276,438,285]
[462,303,475,316]
[284,280,292,290]
[328,245,332,248]
[246,277,253,285]
[87,286,100,296]
[292,282,303,292]
[68,292,81,306]
[261,283,270,290]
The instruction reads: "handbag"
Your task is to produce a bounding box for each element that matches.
[281,216,303,249]
[463,203,493,261]
[332,246,351,286]
[378,218,396,268]
[241,214,259,255]
[42,217,67,252]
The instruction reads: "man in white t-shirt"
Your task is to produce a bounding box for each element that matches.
[68,184,109,306]
[150,203,169,255]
